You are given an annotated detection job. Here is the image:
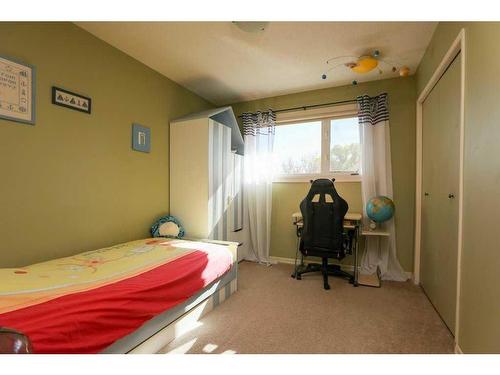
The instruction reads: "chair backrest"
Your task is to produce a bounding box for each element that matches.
[300,179,348,256]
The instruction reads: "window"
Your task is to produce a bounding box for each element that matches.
[330,117,361,173]
[274,121,322,175]
[273,116,361,182]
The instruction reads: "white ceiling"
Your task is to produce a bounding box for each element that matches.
[76,22,437,105]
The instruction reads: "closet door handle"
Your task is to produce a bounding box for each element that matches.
[424,192,429,196]
[448,193,455,199]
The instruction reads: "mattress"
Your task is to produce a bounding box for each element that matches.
[0,238,234,354]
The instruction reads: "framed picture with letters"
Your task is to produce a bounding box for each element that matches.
[0,55,35,125]
[52,86,91,114]
[132,123,151,153]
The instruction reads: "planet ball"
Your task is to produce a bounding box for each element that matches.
[366,196,395,223]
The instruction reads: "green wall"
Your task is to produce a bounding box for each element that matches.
[5,20,497,353]
[417,22,500,353]
[0,22,213,268]
[230,76,417,271]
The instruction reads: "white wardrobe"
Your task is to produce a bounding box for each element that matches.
[170,107,245,244]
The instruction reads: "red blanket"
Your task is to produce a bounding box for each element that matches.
[0,247,232,354]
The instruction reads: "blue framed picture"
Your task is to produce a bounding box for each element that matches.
[0,55,36,125]
[132,123,151,153]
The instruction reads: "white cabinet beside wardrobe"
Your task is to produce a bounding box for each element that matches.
[170,107,244,242]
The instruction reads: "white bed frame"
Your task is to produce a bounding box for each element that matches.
[101,239,239,354]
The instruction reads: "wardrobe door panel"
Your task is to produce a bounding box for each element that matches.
[208,120,232,240]
[421,53,461,335]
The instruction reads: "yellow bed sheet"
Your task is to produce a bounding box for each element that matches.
[0,238,230,314]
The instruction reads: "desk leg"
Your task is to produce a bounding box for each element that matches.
[353,225,359,287]
[292,231,300,279]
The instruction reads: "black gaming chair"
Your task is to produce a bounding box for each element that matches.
[293,179,354,290]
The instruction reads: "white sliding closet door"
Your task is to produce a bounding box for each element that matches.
[421,52,461,335]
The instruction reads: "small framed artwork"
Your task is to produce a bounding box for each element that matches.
[52,86,91,114]
[132,123,151,153]
[0,55,35,125]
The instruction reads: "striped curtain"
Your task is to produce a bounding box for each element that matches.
[242,109,276,265]
[357,93,389,126]
[357,93,407,281]
[242,110,276,137]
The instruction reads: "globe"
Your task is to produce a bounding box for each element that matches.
[366,196,395,223]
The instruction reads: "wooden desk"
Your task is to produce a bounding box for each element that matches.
[292,212,362,228]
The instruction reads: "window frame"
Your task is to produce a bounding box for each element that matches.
[273,108,361,183]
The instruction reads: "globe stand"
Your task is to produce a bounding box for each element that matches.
[366,196,395,230]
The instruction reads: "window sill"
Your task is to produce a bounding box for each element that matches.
[273,174,361,183]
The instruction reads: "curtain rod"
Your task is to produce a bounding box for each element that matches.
[237,98,357,118]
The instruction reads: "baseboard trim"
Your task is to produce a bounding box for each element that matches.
[270,256,414,281]
[269,256,301,265]
[454,342,463,354]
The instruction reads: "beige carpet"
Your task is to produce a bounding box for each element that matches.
[159,262,454,354]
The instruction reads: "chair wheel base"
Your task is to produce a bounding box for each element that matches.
[293,262,353,290]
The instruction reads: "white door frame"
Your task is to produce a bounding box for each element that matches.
[414,28,465,345]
